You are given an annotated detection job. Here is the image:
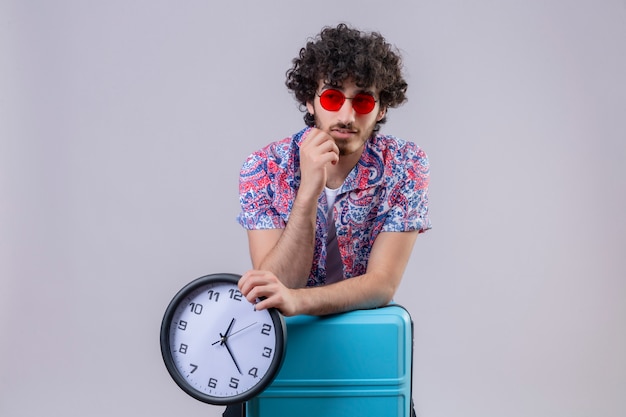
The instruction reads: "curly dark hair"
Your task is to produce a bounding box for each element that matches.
[286,23,408,129]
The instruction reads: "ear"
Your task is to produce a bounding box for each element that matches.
[306,101,315,115]
[376,107,387,122]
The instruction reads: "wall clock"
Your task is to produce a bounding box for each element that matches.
[160,273,286,405]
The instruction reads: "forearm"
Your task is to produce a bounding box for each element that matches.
[291,271,396,316]
[254,194,318,288]
[287,230,419,316]
[242,232,419,317]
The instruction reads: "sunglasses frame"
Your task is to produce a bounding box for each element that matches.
[316,88,378,115]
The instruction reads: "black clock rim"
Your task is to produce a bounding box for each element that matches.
[159,273,287,405]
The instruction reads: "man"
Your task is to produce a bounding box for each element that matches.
[228,23,430,416]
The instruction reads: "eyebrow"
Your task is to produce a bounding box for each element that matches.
[321,83,376,97]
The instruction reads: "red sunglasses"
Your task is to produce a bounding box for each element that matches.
[317,89,378,115]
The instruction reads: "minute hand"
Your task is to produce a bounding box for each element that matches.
[224,340,242,375]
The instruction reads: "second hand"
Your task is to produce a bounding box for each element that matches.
[228,322,258,338]
[211,322,258,346]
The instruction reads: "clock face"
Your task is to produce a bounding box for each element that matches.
[160,274,286,405]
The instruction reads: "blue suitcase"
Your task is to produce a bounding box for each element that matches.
[246,304,414,417]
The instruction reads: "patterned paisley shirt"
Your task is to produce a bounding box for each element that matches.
[237,127,431,287]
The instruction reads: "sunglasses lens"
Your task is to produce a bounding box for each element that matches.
[318,89,376,114]
[352,94,376,114]
[319,89,344,111]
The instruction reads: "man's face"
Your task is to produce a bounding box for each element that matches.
[306,80,386,157]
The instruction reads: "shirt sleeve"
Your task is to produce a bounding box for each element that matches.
[236,152,286,230]
[382,145,431,233]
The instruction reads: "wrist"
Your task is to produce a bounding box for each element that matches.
[289,288,310,316]
[294,186,321,206]
[292,192,320,219]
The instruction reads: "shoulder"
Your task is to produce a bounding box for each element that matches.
[368,134,429,173]
[241,128,309,175]
[244,137,293,165]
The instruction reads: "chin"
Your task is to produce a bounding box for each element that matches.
[337,143,364,157]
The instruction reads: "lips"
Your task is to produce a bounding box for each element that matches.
[331,127,358,139]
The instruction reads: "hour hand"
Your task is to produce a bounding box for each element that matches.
[212,318,236,346]
[224,318,236,338]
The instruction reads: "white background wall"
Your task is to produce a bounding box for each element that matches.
[1,1,625,416]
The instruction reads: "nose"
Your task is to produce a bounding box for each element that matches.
[336,98,356,125]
